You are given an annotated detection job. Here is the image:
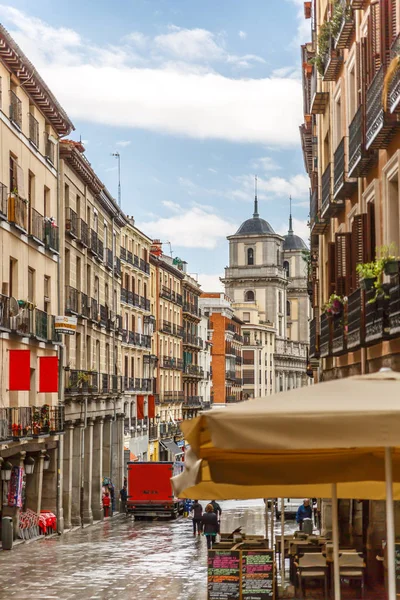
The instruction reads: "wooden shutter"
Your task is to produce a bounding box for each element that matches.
[327,242,336,297]
[335,233,352,297]
[366,202,376,262]
[389,0,397,45]
[352,214,368,291]
[380,0,391,67]
[371,1,382,74]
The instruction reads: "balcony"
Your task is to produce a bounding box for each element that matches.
[332,315,346,356]
[309,317,319,359]
[0,182,7,220]
[8,193,28,232]
[10,90,22,128]
[183,396,203,409]
[65,286,79,314]
[347,289,363,351]
[365,286,390,346]
[321,164,344,218]
[300,121,313,175]
[120,246,127,261]
[125,331,151,349]
[35,309,49,341]
[0,294,10,330]
[140,258,150,275]
[183,332,203,348]
[28,113,39,147]
[310,188,328,235]
[6,405,64,439]
[97,239,104,262]
[79,219,89,247]
[45,133,55,165]
[226,395,239,403]
[30,208,44,244]
[99,304,107,326]
[183,302,200,319]
[65,207,78,238]
[366,65,398,150]
[333,137,357,200]
[159,391,185,404]
[81,292,90,318]
[183,364,204,378]
[160,286,182,305]
[105,248,113,271]
[65,369,99,394]
[334,0,355,50]
[350,0,366,7]
[161,356,184,370]
[322,37,343,82]
[114,257,122,278]
[388,34,400,114]
[310,66,328,114]
[320,312,332,358]
[91,298,98,321]
[44,220,59,252]
[90,229,98,256]
[389,284,400,336]
[149,425,158,441]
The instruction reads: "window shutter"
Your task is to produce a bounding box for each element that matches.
[366,202,376,262]
[389,0,397,45]
[351,214,368,291]
[335,233,352,297]
[371,1,382,74]
[380,0,390,67]
[327,242,336,297]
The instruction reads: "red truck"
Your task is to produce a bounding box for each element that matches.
[127,461,185,519]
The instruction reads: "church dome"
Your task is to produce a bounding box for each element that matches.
[283,232,307,251]
[236,216,275,236]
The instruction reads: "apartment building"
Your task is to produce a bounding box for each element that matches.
[59,139,127,526]
[200,294,244,404]
[150,242,185,461]
[182,272,204,417]
[120,217,156,462]
[0,26,73,533]
[198,311,212,410]
[300,0,400,573]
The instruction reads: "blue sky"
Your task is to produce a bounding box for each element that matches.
[0,0,309,290]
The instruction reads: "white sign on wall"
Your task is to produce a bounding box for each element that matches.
[55,316,77,335]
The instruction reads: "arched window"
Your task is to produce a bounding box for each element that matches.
[283,260,290,276]
[245,290,255,302]
[247,248,254,265]
[286,300,291,317]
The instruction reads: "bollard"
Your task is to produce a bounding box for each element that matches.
[2,517,13,550]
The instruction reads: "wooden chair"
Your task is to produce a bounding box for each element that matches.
[339,552,366,599]
[295,553,328,600]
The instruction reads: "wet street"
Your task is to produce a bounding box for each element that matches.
[0,499,288,600]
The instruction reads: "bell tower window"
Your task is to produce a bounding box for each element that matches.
[245,290,255,302]
[247,248,254,265]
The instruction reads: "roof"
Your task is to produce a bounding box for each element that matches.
[283,233,307,251]
[236,217,275,236]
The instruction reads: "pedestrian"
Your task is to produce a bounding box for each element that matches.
[296,498,312,531]
[202,503,219,550]
[191,500,203,536]
[120,485,127,514]
[103,491,111,518]
[210,499,222,519]
[184,498,192,517]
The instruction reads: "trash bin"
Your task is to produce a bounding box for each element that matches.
[2,517,13,550]
[303,517,313,535]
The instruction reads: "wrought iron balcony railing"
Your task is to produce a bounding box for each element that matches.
[388,34,400,114]
[0,182,7,220]
[79,219,89,247]
[45,133,55,164]
[81,292,90,318]
[333,137,357,200]
[310,66,329,114]
[322,37,343,82]
[65,207,78,238]
[183,364,204,378]
[10,90,22,128]
[106,248,113,270]
[309,316,319,359]
[65,369,99,394]
[347,289,363,351]
[30,207,44,243]
[365,285,390,345]
[28,113,39,147]
[319,312,332,358]
[334,0,355,50]
[183,302,200,318]
[366,65,398,150]
[44,221,59,252]
[90,229,98,256]
[161,356,184,370]
[65,286,79,314]
[8,193,28,231]
[183,396,203,408]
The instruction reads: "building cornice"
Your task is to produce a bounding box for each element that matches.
[0,25,74,136]
[150,255,185,279]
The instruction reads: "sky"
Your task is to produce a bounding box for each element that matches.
[0,0,309,291]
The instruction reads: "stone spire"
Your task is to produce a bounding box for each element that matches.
[253,175,259,218]
[288,196,293,234]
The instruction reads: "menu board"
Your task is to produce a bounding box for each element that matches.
[208,550,241,600]
[241,551,274,600]
[395,543,400,595]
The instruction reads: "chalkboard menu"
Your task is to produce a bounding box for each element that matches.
[241,550,274,599]
[395,543,400,595]
[208,550,241,600]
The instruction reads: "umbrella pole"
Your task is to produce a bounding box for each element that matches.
[270,499,275,550]
[385,447,396,600]
[331,483,341,600]
[281,498,285,589]
[265,499,269,544]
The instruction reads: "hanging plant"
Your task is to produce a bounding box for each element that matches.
[356,259,388,303]
[323,293,347,317]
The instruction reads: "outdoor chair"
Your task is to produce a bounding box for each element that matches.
[295,553,328,600]
[339,552,365,599]
[290,544,322,584]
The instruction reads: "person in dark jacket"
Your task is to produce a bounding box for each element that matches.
[191,500,203,535]
[119,485,127,514]
[296,499,312,530]
[210,500,222,518]
[202,503,219,549]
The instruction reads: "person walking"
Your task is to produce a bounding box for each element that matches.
[184,498,193,517]
[202,503,219,550]
[103,491,111,518]
[296,498,312,531]
[120,485,127,514]
[191,500,203,536]
[210,500,222,519]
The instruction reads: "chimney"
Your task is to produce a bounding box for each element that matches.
[150,239,163,257]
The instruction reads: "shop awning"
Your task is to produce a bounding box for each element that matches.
[160,440,184,456]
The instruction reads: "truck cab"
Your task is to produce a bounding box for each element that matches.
[127,461,184,519]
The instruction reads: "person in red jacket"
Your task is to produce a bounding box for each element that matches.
[103,491,111,517]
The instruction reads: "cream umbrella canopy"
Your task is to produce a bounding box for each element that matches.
[172,370,400,600]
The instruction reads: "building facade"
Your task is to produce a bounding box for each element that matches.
[182,272,204,417]
[222,199,309,398]
[198,311,212,410]
[0,26,73,534]
[200,294,244,404]
[300,0,400,573]
[60,139,127,526]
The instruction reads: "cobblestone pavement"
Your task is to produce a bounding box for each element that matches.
[0,500,385,599]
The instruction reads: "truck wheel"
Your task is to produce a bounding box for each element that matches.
[171,511,178,519]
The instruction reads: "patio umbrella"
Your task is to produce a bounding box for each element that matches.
[172,369,400,600]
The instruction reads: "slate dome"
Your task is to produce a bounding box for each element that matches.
[283,232,307,251]
[236,216,275,236]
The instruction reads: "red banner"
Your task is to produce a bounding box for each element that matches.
[148,395,155,419]
[137,395,144,420]
[39,357,59,393]
[9,350,30,391]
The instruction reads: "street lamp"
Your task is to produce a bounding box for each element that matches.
[24,456,35,475]
[43,454,51,470]
[1,460,12,481]
[155,414,161,423]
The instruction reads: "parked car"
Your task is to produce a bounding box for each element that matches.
[275,498,304,520]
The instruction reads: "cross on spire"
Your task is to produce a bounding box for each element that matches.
[288,195,293,234]
[253,175,259,218]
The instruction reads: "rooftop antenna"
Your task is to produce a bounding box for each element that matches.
[288,195,293,234]
[111,152,121,207]
[253,175,259,218]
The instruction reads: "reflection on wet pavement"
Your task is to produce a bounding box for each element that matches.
[0,499,292,600]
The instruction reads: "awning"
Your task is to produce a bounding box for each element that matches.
[160,440,184,456]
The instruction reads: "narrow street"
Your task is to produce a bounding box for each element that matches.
[1,500,284,600]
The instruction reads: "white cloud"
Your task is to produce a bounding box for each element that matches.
[251,156,282,173]
[208,168,218,174]
[162,200,181,212]
[286,0,311,47]
[238,31,247,40]
[137,207,236,249]
[0,7,303,147]
[231,173,310,202]
[198,273,224,292]
[116,140,131,147]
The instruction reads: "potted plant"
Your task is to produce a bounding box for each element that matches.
[323,293,347,317]
[378,244,400,275]
[356,262,378,291]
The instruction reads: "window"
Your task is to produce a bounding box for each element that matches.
[9,155,17,192]
[277,249,280,265]
[28,268,35,303]
[247,248,254,265]
[286,300,291,317]
[245,290,255,302]
[44,186,50,217]
[283,260,290,276]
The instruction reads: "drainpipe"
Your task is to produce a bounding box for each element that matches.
[110,216,116,488]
